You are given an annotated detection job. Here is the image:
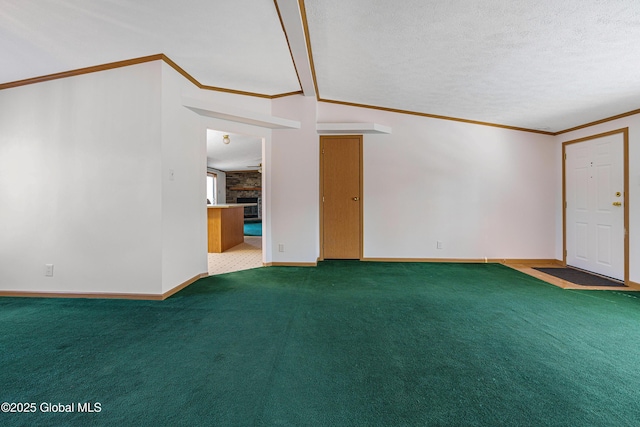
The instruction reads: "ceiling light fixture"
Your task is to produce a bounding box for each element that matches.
[222,134,230,144]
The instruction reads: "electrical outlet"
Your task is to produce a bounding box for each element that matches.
[436,241,443,249]
[278,244,285,252]
[44,264,54,277]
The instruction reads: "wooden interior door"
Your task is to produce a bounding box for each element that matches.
[321,136,362,259]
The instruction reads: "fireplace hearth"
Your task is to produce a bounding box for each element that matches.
[237,197,261,219]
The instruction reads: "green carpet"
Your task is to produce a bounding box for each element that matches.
[2,262,640,426]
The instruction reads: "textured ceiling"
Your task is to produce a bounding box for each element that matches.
[2,0,640,133]
[0,0,299,95]
[305,0,640,132]
[206,130,262,172]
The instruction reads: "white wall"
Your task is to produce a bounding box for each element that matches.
[554,115,640,283]
[271,96,319,263]
[319,103,557,260]
[160,62,208,293]
[6,57,620,294]
[181,83,273,116]
[266,99,557,263]
[0,62,164,294]
[0,60,218,296]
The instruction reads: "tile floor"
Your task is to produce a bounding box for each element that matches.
[207,236,263,276]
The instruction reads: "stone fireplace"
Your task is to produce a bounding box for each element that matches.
[226,171,262,219]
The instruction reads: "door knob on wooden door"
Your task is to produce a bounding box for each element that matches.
[352,197,359,201]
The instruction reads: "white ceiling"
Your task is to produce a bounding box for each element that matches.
[2,0,640,133]
[0,0,299,95]
[206,130,262,172]
[305,0,640,132]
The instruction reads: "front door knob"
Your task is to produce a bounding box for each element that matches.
[352,197,359,201]
[613,202,622,206]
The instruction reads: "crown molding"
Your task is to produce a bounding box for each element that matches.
[2,48,638,135]
[318,98,555,135]
[0,53,302,99]
[554,108,640,135]
[0,54,164,91]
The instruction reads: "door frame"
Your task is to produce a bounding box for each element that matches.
[319,135,364,261]
[562,127,629,284]
[205,126,266,268]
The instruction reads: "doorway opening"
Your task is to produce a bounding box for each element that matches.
[206,129,264,275]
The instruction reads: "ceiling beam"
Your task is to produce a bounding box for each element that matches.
[317,122,392,134]
[274,0,316,97]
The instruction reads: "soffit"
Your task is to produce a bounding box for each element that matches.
[304,0,640,132]
[0,0,300,95]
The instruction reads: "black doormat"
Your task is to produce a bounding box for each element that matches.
[533,267,625,287]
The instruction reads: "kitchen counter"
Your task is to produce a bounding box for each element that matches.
[207,203,257,209]
[207,204,257,253]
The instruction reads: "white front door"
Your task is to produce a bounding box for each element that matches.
[565,133,625,280]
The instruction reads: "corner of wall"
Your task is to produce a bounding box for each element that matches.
[269,95,320,263]
[159,62,208,293]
